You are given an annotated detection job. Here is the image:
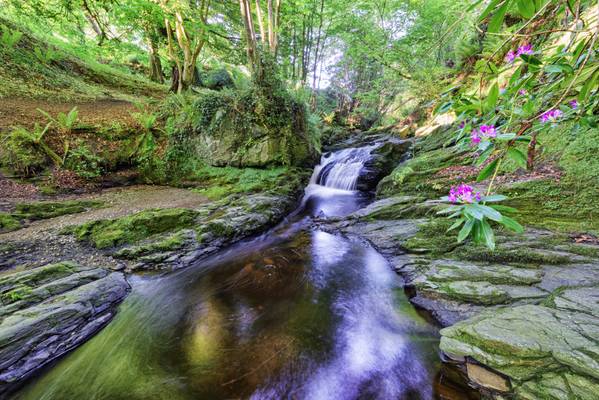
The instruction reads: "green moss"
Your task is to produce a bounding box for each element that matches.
[1,284,33,304]
[0,261,77,293]
[73,208,198,249]
[115,231,186,259]
[451,245,571,265]
[0,213,21,232]
[13,200,104,220]
[376,142,468,198]
[503,179,599,234]
[191,166,310,200]
[402,218,462,255]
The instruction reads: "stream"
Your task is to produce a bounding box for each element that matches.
[13,145,470,399]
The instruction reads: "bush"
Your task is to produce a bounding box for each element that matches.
[64,144,103,179]
[0,127,50,176]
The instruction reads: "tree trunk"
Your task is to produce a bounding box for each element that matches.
[147,36,164,84]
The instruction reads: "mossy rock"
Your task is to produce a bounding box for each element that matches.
[0,213,21,232]
[73,208,198,249]
[0,261,78,300]
[13,200,104,220]
[115,231,187,259]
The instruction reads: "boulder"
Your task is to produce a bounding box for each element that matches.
[0,263,130,395]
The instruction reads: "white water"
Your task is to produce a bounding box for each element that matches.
[310,145,377,191]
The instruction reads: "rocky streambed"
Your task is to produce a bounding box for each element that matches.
[0,173,309,395]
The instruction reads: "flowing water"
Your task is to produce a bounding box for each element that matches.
[13,145,473,400]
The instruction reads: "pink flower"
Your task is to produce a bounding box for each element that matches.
[505,50,516,63]
[569,100,578,109]
[448,184,481,204]
[471,130,481,145]
[517,44,534,56]
[506,44,534,63]
[539,109,563,123]
[519,89,528,96]
[479,124,497,138]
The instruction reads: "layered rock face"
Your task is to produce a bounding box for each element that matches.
[321,194,599,400]
[322,196,599,400]
[0,262,129,395]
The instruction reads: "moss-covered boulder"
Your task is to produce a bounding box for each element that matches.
[73,208,198,249]
[440,293,599,399]
[0,214,20,233]
[0,264,129,395]
[165,87,319,170]
[13,200,104,220]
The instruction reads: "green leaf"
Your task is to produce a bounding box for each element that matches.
[507,148,527,168]
[488,1,510,33]
[520,54,542,65]
[465,204,485,220]
[477,158,499,182]
[490,204,518,213]
[499,215,524,233]
[437,205,462,215]
[517,0,535,18]
[578,69,599,103]
[458,219,475,242]
[509,65,523,86]
[478,0,503,20]
[447,218,465,232]
[476,146,494,167]
[470,203,503,222]
[485,83,499,112]
[482,194,507,202]
[495,133,516,141]
[544,64,574,75]
[480,219,496,250]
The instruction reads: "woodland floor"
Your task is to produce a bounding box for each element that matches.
[0,97,137,130]
[0,185,208,242]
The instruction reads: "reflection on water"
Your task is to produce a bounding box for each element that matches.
[13,146,476,399]
[15,226,444,400]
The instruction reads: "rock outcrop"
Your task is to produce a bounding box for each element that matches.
[321,194,599,399]
[0,262,129,395]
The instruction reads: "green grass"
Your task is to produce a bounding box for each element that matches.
[191,166,305,200]
[0,17,165,102]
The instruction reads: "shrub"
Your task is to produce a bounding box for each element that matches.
[64,143,103,179]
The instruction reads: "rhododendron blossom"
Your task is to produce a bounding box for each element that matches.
[471,125,497,144]
[539,109,563,123]
[506,44,534,63]
[448,184,482,204]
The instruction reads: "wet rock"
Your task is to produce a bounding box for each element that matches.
[466,362,511,392]
[0,265,129,395]
[356,138,412,191]
[440,294,599,397]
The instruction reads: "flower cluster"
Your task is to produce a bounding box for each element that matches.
[448,184,482,204]
[505,44,534,63]
[539,109,563,123]
[471,124,497,144]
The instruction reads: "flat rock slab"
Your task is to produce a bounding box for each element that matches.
[0,264,129,395]
[440,291,599,399]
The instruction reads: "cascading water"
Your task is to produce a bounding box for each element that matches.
[310,145,377,190]
[299,144,379,218]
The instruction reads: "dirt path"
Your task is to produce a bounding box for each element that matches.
[0,185,208,242]
[0,97,137,131]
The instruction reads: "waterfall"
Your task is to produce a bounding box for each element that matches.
[310,145,376,191]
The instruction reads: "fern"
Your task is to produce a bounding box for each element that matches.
[0,24,23,48]
[38,107,79,133]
